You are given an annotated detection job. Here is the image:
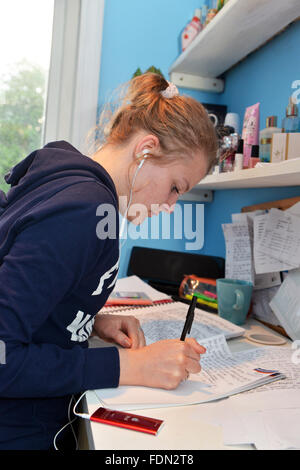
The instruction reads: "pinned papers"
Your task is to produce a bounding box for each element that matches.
[222,222,254,284]
[255,208,300,271]
[222,205,300,331]
[222,207,300,282]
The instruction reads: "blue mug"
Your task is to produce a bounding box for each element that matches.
[216,279,253,325]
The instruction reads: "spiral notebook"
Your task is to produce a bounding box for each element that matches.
[103,275,173,312]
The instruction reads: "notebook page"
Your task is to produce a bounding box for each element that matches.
[108,301,245,341]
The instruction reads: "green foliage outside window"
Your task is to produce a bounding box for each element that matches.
[0,60,46,193]
[132,66,164,78]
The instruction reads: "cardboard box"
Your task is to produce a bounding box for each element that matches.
[271,133,300,162]
[271,133,287,162]
[286,133,300,160]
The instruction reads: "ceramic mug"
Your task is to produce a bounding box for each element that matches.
[216,278,253,325]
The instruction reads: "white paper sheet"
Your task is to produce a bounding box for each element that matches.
[222,223,254,283]
[286,200,300,217]
[200,346,300,450]
[219,399,300,450]
[253,214,296,274]
[231,212,282,287]
[269,269,300,341]
[256,208,300,269]
[251,286,281,326]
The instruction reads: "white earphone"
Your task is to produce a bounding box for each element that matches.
[136,148,150,169]
[119,148,150,243]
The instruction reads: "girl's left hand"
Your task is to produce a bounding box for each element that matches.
[92,313,146,349]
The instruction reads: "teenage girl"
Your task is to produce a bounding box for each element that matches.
[0,73,217,449]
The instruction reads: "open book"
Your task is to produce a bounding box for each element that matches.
[95,335,285,411]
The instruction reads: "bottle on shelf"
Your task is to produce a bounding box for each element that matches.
[201,1,208,25]
[218,127,238,173]
[234,139,244,172]
[282,97,300,133]
[259,116,281,162]
[181,9,202,52]
[249,144,260,168]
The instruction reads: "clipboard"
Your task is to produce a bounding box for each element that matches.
[242,195,300,339]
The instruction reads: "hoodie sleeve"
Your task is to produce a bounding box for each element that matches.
[0,183,120,398]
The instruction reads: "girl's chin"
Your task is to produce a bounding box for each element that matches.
[127,215,147,225]
[127,212,159,225]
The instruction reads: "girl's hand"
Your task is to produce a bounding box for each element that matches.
[92,313,146,349]
[119,337,206,390]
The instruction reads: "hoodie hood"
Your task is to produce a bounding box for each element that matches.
[0,141,117,212]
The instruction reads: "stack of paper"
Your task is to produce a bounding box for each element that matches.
[201,345,300,449]
[95,335,285,411]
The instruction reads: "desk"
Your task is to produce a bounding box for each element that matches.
[80,319,290,450]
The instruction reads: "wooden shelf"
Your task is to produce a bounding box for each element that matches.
[196,159,300,190]
[169,0,300,90]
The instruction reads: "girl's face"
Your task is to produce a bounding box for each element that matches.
[126,151,208,225]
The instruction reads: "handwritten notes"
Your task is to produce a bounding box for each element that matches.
[222,223,254,283]
[256,208,300,269]
[95,335,285,410]
[223,208,300,282]
[253,214,296,274]
[115,301,245,343]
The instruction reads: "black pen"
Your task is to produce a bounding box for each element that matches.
[180,295,197,341]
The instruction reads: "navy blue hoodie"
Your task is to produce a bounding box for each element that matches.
[0,141,120,449]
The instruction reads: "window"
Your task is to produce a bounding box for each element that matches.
[0,0,54,193]
[0,0,105,194]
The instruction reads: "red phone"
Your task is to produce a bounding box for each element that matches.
[90,407,164,435]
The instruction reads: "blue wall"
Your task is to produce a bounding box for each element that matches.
[218,21,300,134]
[98,2,300,277]
[98,0,213,107]
[202,20,300,259]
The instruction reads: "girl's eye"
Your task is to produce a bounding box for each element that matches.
[171,185,179,194]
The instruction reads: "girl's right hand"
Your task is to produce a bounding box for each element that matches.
[118,338,206,390]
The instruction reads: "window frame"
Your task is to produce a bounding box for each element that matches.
[43,0,105,153]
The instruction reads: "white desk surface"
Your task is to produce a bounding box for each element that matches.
[82,318,290,450]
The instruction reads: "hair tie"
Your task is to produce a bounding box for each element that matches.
[160,81,179,99]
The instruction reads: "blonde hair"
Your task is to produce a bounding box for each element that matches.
[90,73,218,173]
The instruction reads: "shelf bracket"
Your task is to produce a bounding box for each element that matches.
[179,188,213,203]
[170,72,224,93]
